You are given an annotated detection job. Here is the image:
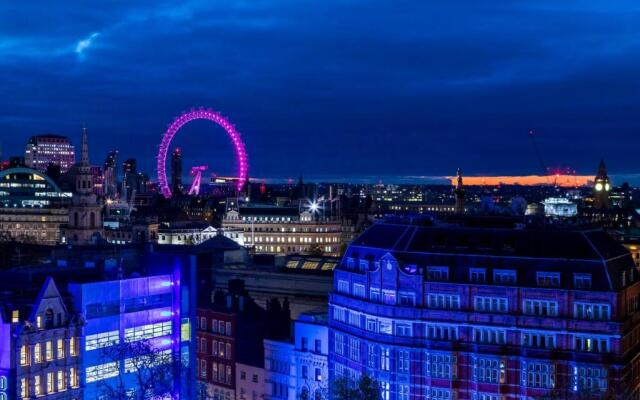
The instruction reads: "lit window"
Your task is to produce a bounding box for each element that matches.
[537,272,560,287]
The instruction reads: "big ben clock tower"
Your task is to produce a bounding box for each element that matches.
[64,126,104,245]
[593,159,611,210]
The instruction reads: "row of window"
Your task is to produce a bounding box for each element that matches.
[198,317,232,336]
[342,263,594,289]
[197,337,232,360]
[334,357,607,393]
[19,368,79,399]
[85,321,173,352]
[19,338,78,366]
[336,288,612,320]
[197,359,233,384]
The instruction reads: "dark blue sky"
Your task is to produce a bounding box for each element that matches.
[1,1,639,183]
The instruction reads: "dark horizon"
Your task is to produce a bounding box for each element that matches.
[1,1,639,182]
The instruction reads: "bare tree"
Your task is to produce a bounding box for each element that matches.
[98,339,176,400]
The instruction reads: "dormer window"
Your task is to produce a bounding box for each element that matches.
[346,258,355,269]
[427,266,449,281]
[359,260,369,271]
[574,273,592,289]
[537,272,560,287]
[469,268,486,283]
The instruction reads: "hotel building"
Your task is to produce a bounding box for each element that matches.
[329,223,640,399]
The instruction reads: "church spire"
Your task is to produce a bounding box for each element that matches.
[454,168,465,214]
[81,123,90,168]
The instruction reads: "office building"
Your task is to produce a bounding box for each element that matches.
[329,223,640,399]
[171,148,183,195]
[24,135,75,174]
[103,151,118,198]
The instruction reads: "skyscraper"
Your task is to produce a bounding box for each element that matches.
[171,148,183,195]
[24,134,76,173]
[122,158,137,200]
[103,150,118,197]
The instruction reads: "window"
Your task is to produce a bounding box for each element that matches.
[574,303,610,320]
[522,332,556,348]
[396,323,412,337]
[34,343,42,363]
[380,382,390,400]
[369,288,381,302]
[428,388,453,400]
[69,337,77,356]
[45,341,53,361]
[86,330,120,350]
[47,372,54,393]
[426,353,456,378]
[427,324,458,340]
[70,367,78,388]
[218,321,225,334]
[470,268,486,282]
[334,333,345,355]
[574,273,592,289]
[572,365,607,392]
[301,337,308,350]
[428,293,460,309]
[212,319,218,333]
[20,345,29,366]
[353,284,366,298]
[348,311,360,327]
[367,344,378,368]
[398,350,410,373]
[523,299,558,316]
[349,337,360,361]
[315,339,321,353]
[86,362,120,383]
[473,358,505,383]
[337,280,349,294]
[398,292,415,306]
[472,328,506,344]
[333,306,346,323]
[379,319,392,335]
[34,375,42,397]
[240,371,246,380]
[57,339,65,359]
[20,377,28,398]
[382,290,396,305]
[200,338,207,353]
[474,296,508,313]
[226,322,232,335]
[124,322,172,342]
[494,269,517,284]
[574,336,609,353]
[522,362,555,389]
[199,360,208,378]
[315,368,322,381]
[302,365,308,379]
[380,347,390,371]
[427,266,449,281]
[398,384,409,400]
[200,317,207,330]
[537,272,560,287]
[11,310,19,323]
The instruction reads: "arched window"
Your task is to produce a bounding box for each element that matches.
[315,389,322,400]
[45,308,54,328]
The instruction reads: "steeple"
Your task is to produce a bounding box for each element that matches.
[454,168,465,214]
[80,124,90,169]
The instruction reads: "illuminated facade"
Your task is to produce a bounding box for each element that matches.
[329,223,640,399]
[222,207,343,257]
[24,135,75,174]
[543,197,578,217]
[264,311,329,400]
[0,278,82,400]
[68,273,184,399]
[0,167,71,244]
[158,225,244,246]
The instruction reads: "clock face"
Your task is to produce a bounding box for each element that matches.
[595,182,603,191]
[605,183,610,191]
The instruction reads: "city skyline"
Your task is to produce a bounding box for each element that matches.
[1,1,639,181]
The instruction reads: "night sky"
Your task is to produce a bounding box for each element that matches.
[1,1,639,183]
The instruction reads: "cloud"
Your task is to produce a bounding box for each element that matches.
[75,32,100,59]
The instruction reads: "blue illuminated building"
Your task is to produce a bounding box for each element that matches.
[329,223,640,399]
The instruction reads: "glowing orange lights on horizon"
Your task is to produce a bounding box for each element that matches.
[448,175,594,187]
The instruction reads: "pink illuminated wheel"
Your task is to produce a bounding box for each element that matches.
[157,108,249,198]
